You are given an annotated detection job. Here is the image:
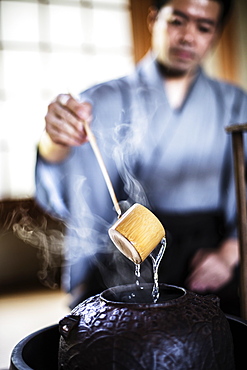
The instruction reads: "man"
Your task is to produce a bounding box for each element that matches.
[36,0,247,314]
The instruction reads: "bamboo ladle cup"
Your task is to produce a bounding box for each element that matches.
[82,119,165,264]
[109,203,165,264]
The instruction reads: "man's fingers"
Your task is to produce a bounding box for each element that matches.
[56,94,92,122]
[57,94,71,107]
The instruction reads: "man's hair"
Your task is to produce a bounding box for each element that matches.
[153,0,233,26]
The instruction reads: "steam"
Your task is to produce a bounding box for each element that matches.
[112,123,150,208]
[4,203,64,288]
[7,92,158,292]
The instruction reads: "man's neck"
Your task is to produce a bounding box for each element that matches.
[157,63,198,109]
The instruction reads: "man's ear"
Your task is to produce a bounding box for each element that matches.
[147,6,158,34]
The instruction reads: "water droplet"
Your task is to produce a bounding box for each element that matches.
[135,263,141,287]
[62,325,69,332]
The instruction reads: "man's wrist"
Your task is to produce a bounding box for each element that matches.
[218,238,239,270]
[38,130,71,163]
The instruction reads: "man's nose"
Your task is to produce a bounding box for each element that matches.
[180,22,196,45]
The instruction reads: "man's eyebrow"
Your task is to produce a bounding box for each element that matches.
[173,9,217,26]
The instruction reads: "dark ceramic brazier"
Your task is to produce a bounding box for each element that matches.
[58,283,235,370]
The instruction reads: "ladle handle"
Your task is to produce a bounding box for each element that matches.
[83,120,122,217]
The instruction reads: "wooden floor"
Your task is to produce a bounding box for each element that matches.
[0,287,69,369]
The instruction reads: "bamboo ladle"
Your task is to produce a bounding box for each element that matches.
[82,119,122,218]
[82,116,165,264]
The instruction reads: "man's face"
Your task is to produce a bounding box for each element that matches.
[150,0,221,75]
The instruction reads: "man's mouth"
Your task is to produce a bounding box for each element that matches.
[171,48,195,61]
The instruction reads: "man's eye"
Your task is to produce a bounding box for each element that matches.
[198,25,213,33]
[169,18,183,26]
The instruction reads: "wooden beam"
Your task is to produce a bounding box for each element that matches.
[226,124,247,319]
[129,0,152,63]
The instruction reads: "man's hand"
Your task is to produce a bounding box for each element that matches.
[45,94,92,146]
[39,94,92,162]
[186,238,239,293]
